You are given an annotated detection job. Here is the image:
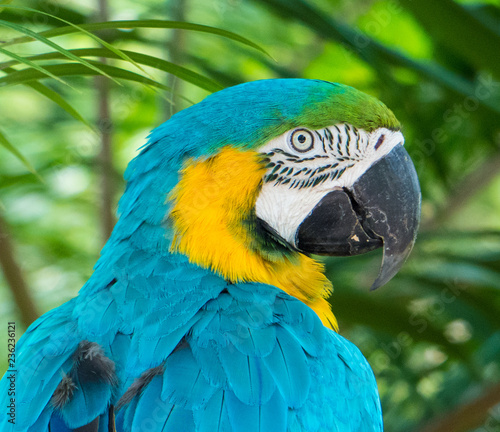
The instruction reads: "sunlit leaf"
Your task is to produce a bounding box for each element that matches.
[0,17,269,57]
[0,19,119,85]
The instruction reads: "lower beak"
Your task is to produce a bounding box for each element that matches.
[296,145,421,290]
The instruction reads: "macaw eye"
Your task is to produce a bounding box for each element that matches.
[290,129,314,153]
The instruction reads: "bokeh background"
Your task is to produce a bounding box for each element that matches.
[1,0,500,431]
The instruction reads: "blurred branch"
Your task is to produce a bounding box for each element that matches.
[424,153,500,230]
[417,383,500,432]
[95,0,115,242]
[0,213,39,327]
[400,0,500,79]
[165,0,188,118]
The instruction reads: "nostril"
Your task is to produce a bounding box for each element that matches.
[375,135,385,150]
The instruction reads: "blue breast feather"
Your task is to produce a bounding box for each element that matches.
[0,248,382,432]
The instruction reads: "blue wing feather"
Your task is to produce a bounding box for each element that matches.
[1,253,382,432]
[218,346,276,406]
[162,405,195,432]
[261,325,311,409]
[225,388,287,432]
[194,389,232,432]
[162,347,217,409]
[226,325,276,357]
[190,341,228,388]
[130,375,164,431]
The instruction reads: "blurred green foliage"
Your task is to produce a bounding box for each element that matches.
[1,0,500,431]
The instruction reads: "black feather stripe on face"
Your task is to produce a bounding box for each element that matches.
[262,124,366,189]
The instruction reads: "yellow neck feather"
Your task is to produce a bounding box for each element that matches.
[168,147,337,330]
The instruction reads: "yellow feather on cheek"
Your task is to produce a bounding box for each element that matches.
[169,147,338,331]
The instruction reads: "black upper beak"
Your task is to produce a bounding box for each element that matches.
[296,145,421,290]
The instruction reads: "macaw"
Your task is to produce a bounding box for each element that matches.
[1,79,420,432]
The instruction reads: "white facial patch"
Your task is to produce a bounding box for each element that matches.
[255,124,404,246]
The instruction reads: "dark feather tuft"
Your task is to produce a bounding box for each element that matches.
[51,373,76,409]
[116,364,164,411]
[75,341,116,385]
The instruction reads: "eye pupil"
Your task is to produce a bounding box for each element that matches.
[290,128,314,153]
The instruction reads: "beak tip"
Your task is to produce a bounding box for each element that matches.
[369,268,393,290]
[369,240,416,291]
[369,280,383,291]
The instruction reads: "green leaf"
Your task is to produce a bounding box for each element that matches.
[0,6,153,80]
[0,3,86,25]
[0,129,39,178]
[0,47,73,88]
[0,16,269,57]
[0,19,120,85]
[0,62,170,91]
[0,48,224,92]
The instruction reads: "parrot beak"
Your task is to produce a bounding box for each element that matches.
[296,145,421,290]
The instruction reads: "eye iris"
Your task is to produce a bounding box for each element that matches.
[291,129,314,152]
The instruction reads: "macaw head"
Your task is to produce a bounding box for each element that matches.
[115,79,421,329]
